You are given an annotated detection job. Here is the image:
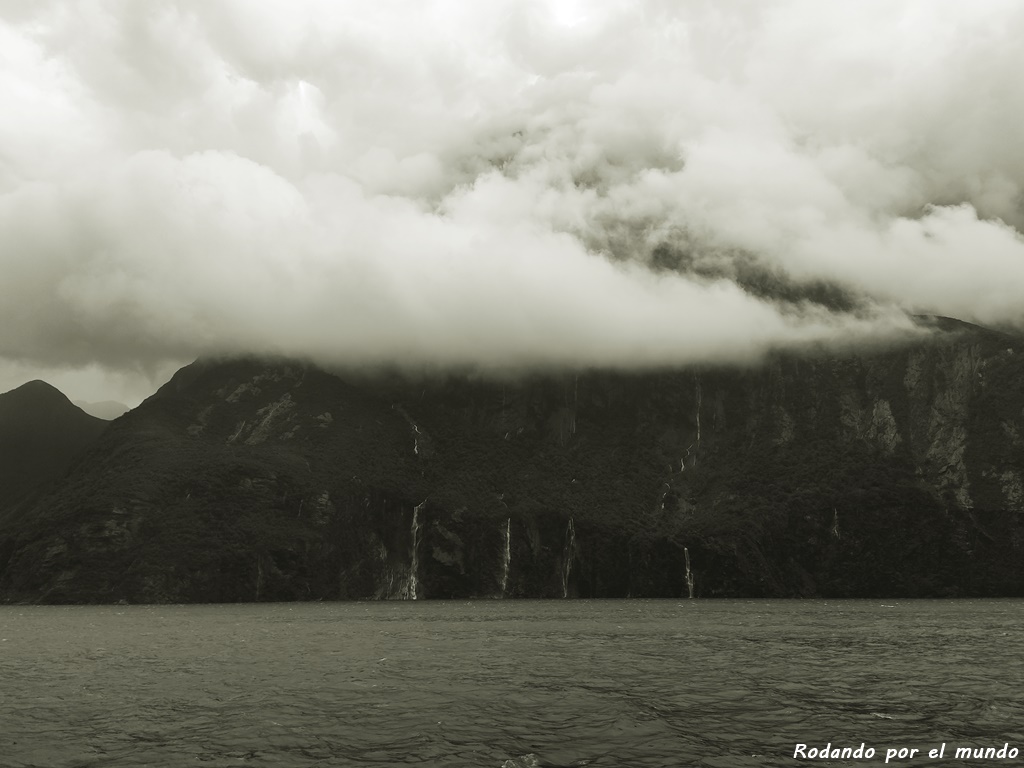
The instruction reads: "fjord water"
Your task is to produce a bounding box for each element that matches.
[2,601,1022,767]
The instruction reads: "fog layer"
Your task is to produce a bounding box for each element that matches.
[2,1,1021,385]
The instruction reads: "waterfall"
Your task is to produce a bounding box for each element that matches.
[684,546,695,599]
[500,518,511,597]
[409,500,425,600]
[561,517,576,598]
[695,376,702,445]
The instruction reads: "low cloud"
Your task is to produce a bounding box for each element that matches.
[1,0,1021,390]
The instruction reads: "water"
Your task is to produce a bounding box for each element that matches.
[2,600,1023,767]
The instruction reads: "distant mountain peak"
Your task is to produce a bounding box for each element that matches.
[5,379,67,397]
[0,380,108,514]
[73,400,131,421]
[0,379,76,412]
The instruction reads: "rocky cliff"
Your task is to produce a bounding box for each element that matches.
[1,320,1022,602]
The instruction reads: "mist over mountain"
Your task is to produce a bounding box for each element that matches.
[2,1,1024,395]
[1,322,1022,603]
[2,3,1023,603]
[73,400,131,421]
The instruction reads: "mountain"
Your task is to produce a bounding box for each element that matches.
[1,322,1023,604]
[0,381,108,514]
[73,400,131,420]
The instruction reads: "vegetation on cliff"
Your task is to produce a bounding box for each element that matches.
[0,322,1022,603]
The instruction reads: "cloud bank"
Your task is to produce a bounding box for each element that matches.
[2,0,1022,388]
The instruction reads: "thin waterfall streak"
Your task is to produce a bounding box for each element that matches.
[410,500,425,600]
[562,517,576,598]
[500,518,511,597]
[684,546,695,599]
[694,375,702,458]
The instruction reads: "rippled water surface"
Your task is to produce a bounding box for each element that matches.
[2,600,1023,767]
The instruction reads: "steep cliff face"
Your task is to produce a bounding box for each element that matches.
[668,328,1024,597]
[0,322,1022,603]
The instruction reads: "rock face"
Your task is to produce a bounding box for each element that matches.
[1,322,1023,603]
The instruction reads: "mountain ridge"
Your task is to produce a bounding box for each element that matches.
[0,381,108,520]
[0,322,1022,603]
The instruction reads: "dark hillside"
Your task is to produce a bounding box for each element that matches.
[0,381,107,516]
[1,323,1022,603]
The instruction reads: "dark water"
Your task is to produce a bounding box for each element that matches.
[2,600,1023,767]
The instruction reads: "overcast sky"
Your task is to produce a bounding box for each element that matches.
[2,0,1022,405]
